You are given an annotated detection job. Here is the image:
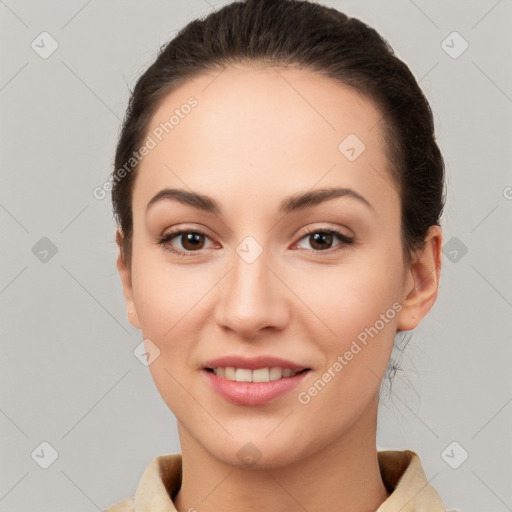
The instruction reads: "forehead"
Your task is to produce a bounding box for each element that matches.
[132,63,398,220]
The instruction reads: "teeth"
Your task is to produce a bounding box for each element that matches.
[235,368,252,382]
[212,366,301,382]
[269,367,283,380]
[253,368,270,382]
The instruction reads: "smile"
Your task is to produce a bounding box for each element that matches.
[207,366,307,382]
[202,367,310,406]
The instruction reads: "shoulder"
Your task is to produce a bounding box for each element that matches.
[103,496,134,512]
[102,453,182,512]
[377,449,453,512]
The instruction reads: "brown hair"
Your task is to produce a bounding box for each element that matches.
[112,0,445,270]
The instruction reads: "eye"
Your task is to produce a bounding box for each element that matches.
[295,228,355,253]
[157,226,355,256]
[157,229,215,256]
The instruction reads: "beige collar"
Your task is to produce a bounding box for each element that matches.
[105,449,448,511]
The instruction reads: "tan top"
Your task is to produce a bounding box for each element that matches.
[104,450,452,512]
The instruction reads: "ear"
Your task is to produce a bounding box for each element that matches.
[396,225,442,332]
[116,229,141,330]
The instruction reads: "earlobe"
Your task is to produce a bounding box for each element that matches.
[396,225,442,332]
[115,229,142,330]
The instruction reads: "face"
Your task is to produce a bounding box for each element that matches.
[117,63,440,468]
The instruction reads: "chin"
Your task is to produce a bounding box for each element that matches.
[198,431,310,471]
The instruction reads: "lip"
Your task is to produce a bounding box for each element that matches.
[202,367,310,406]
[202,355,309,372]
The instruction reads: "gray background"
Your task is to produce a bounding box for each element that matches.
[1,1,511,511]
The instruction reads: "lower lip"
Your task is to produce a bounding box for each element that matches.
[202,369,310,406]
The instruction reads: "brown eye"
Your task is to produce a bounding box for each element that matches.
[158,230,214,255]
[308,232,334,251]
[296,229,355,252]
[179,232,206,251]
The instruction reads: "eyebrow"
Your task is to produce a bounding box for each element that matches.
[146,186,376,216]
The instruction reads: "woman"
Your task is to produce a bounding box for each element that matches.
[105,0,451,510]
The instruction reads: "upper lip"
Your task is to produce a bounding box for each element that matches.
[203,355,310,371]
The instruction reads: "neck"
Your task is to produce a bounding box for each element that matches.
[174,396,389,512]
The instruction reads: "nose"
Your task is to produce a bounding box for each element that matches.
[214,247,290,339]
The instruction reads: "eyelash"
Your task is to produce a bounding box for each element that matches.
[157,227,355,256]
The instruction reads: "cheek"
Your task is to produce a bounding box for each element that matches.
[130,249,221,395]
[295,270,399,428]
[293,250,402,402]
[131,244,208,337]
[294,254,402,341]
[132,259,203,412]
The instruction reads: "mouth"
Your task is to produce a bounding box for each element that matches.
[204,366,310,382]
[201,355,312,405]
[202,366,311,406]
